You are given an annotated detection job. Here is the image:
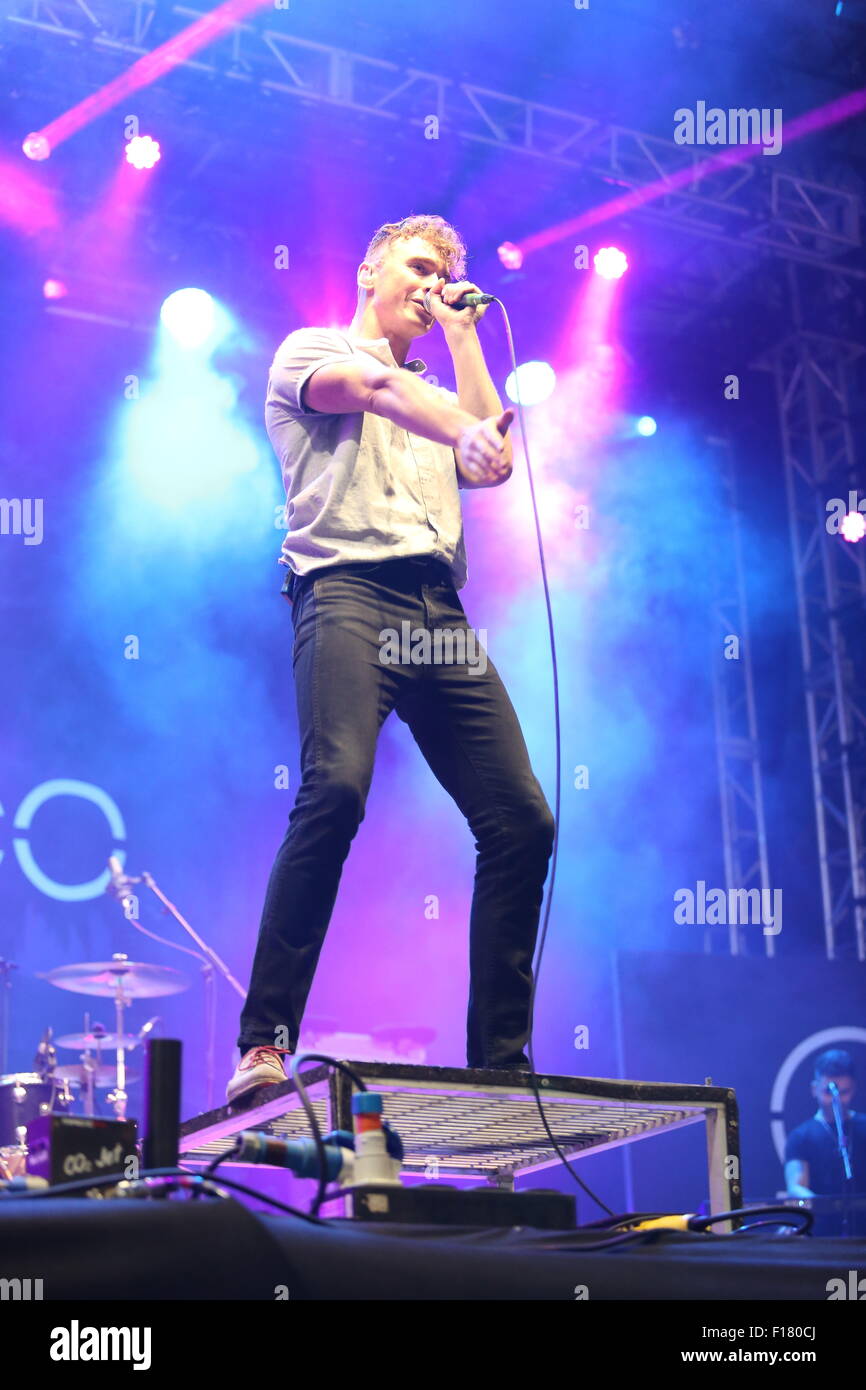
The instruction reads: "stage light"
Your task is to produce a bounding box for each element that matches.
[505,361,556,406]
[497,241,524,271]
[840,510,866,542]
[125,135,161,170]
[159,289,219,349]
[636,415,657,436]
[593,247,629,280]
[22,132,51,161]
[43,279,68,299]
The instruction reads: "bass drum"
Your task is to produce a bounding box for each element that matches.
[0,1072,77,1148]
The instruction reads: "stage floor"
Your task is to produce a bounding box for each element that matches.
[0,1194,862,1300]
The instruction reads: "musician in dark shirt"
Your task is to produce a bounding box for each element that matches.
[784,1049,866,1235]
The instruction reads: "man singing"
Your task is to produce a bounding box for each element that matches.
[228,215,554,1102]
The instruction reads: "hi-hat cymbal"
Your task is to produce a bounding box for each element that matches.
[55,1032,139,1051]
[53,1064,140,1089]
[40,961,189,998]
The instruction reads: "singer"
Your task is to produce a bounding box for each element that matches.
[228,215,554,1102]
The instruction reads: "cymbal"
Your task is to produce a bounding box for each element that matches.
[40,961,189,998]
[55,1032,139,1051]
[53,1064,140,1089]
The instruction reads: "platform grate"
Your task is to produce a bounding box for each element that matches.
[180,1061,741,1213]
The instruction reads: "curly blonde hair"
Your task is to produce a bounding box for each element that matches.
[364,214,467,281]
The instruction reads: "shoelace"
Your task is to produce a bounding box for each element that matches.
[246,1047,287,1067]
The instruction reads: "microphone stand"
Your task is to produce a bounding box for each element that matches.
[829,1091,854,1238]
[106,863,244,1111]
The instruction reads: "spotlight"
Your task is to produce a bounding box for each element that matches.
[497,241,524,271]
[593,247,629,280]
[159,289,217,349]
[840,510,866,542]
[636,415,657,436]
[22,132,51,161]
[125,135,161,170]
[505,361,556,406]
[43,279,68,300]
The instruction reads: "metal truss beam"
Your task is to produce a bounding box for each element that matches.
[5,0,863,272]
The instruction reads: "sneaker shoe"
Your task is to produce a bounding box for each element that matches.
[226,1045,291,1103]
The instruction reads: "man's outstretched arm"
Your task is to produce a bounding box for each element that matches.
[303,355,512,487]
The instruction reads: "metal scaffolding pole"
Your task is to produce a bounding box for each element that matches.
[758,270,866,960]
[708,436,774,957]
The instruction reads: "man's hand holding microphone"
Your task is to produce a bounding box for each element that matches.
[422,277,514,487]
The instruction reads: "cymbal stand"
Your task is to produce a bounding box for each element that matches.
[0,958,16,1075]
[102,957,133,1120]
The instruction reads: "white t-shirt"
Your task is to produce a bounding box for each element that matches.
[265,326,468,589]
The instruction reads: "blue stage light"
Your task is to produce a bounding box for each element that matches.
[159,288,220,349]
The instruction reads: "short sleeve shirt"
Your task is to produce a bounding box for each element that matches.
[265,326,468,588]
[785,1113,866,1193]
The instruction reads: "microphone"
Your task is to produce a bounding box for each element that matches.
[829,1081,839,1096]
[34,1027,56,1078]
[423,289,495,314]
[106,855,140,907]
[107,855,126,891]
[138,1017,161,1043]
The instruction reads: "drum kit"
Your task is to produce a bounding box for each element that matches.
[0,952,189,1180]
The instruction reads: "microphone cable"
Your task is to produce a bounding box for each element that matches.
[486,296,614,1219]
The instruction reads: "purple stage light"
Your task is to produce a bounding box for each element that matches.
[497,241,524,271]
[840,510,866,543]
[593,247,629,280]
[22,132,51,161]
[125,135,161,170]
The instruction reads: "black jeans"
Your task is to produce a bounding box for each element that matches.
[237,555,555,1068]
